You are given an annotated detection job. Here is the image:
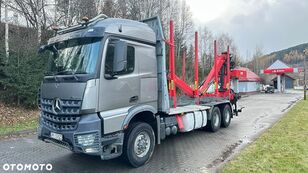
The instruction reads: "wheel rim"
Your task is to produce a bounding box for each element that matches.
[134,131,151,158]
[225,109,230,123]
[214,112,219,127]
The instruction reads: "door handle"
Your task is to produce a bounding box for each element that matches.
[129,96,138,103]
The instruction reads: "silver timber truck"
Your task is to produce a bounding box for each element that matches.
[38,15,241,167]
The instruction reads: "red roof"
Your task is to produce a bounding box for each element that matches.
[233,67,261,82]
[261,60,299,74]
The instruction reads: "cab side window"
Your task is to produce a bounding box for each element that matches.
[105,42,135,75]
[126,46,135,73]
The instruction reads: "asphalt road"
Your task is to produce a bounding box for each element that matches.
[0,92,302,173]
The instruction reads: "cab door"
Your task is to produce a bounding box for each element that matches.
[99,38,140,111]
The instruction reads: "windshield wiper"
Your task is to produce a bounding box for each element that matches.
[56,70,79,81]
[71,71,79,81]
[45,71,59,82]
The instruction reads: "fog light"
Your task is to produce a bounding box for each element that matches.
[77,133,96,146]
[85,147,99,153]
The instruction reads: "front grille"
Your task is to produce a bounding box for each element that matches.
[41,98,81,115]
[42,116,78,130]
[41,98,82,131]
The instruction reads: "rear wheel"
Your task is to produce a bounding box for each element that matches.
[221,105,232,128]
[206,107,221,132]
[123,122,155,167]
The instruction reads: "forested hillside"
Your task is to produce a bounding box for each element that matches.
[247,43,308,75]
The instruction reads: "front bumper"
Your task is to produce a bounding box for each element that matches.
[38,113,124,159]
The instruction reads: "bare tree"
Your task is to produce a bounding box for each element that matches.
[77,0,97,19]
[66,0,71,25]
[4,0,9,61]
[37,0,42,43]
[198,25,213,74]
[102,0,117,17]
[216,33,234,54]
[216,33,239,64]
[3,0,53,43]
[0,0,2,22]
[252,45,264,74]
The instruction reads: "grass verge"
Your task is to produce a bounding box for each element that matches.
[0,102,38,137]
[221,99,308,173]
[0,119,37,136]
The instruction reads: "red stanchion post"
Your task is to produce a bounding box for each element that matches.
[214,40,218,94]
[182,51,186,81]
[194,32,199,103]
[169,20,176,107]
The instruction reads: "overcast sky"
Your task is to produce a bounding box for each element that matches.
[187,0,308,60]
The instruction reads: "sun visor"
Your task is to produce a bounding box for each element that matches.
[48,27,105,45]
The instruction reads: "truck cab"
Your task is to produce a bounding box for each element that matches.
[38,15,161,166]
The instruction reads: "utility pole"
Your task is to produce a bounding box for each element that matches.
[304,49,308,100]
[304,56,306,100]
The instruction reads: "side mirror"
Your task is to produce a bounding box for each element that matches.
[113,41,127,73]
[38,45,47,53]
[38,45,58,57]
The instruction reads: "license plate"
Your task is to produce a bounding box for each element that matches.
[50,132,63,141]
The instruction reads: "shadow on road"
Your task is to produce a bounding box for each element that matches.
[49,152,132,172]
[46,132,200,173]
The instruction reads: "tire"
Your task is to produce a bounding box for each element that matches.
[123,122,155,167]
[221,105,232,128]
[206,107,221,132]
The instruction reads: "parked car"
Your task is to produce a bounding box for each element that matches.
[265,85,275,93]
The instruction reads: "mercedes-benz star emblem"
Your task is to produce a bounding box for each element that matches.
[53,98,61,114]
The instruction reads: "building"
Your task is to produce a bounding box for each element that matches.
[231,67,261,93]
[272,74,295,89]
[261,60,300,93]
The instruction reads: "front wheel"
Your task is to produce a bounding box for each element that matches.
[123,122,155,167]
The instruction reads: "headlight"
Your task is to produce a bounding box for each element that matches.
[76,133,96,146]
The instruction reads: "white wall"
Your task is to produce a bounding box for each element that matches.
[231,79,239,93]
[238,81,260,93]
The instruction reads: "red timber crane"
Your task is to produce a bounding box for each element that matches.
[166,19,241,116]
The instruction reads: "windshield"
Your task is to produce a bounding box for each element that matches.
[46,37,102,76]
